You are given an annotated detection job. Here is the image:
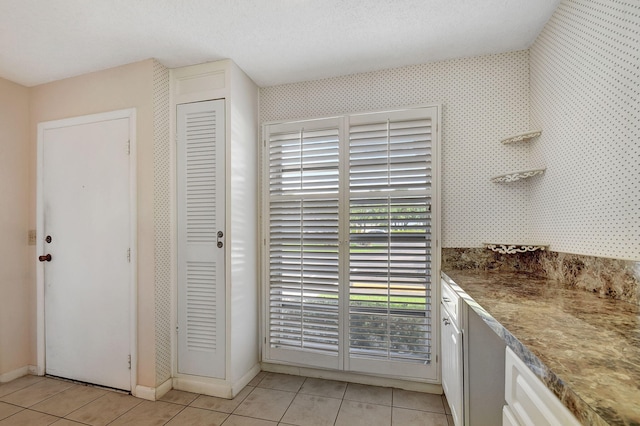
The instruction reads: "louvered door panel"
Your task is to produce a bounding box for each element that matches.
[177,100,226,378]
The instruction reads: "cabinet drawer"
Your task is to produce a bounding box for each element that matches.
[441,278,460,325]
[505,347,580,426]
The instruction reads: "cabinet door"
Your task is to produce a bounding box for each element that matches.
[503,405,520,426]
[441,305,463,426]
[505,347,580,426]
[177,99,226,378]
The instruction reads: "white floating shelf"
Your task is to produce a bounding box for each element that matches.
[484,243,549,254]
[501,130,542,144]
[491,168,546,183]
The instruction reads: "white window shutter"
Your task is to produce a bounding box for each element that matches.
[177,99,226,378]
[266,118,342,369]
[263,107,438,380]
[348,108,435,377]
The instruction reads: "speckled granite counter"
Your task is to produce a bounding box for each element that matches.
[442,269,640,426]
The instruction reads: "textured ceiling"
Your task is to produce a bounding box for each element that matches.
[0,0,561,87]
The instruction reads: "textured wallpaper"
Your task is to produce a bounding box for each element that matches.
[529,0,639,260]
[152,60,172,385]
[260,51,532,248]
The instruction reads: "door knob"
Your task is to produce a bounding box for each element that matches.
[39,254,52,262]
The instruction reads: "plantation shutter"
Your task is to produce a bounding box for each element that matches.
[176,99,226,378]
[348,108,434,376]
[265,118,342,369]
[263,106,438,380]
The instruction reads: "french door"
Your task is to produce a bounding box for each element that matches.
[263,106,439,380]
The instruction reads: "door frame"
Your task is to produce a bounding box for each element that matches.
[36,108,138,392]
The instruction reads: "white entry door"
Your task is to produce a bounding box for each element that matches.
[176,100,226,378]
[40,112,133,391]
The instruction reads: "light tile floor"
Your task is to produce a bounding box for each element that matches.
[0,373,454,426]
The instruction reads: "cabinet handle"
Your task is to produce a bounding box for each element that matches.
[443,317,450,325]
[442,297,451,302]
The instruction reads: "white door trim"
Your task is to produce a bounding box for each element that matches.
[36,108,137,392]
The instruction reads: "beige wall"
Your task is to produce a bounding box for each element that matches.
[0,78,31,378]
[29,59,157,387]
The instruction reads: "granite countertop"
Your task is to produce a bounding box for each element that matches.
[442,269,640,426]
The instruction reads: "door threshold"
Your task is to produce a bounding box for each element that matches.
[45,374,130,394]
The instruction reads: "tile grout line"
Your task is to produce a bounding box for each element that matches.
[278,376,307,424]
[60,392,112,423]
[390,389,394,426]
[28,382,106,420]
[0,377,46,400]
[221,384,273,425]
[102,395,144,425]
[333,392,345,426]
[160,401,188,426]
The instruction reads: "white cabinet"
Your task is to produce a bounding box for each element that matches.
[503,347,580,426]
[503,405,520,426]
[171,60,260,398]
[442,273,507,426]
[441,279,463,426]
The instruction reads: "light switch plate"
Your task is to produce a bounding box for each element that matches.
[28,230,36,246]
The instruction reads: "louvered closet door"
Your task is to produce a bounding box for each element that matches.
[347,108,435,378]
[177,100,226,378]
[266,118,342,369]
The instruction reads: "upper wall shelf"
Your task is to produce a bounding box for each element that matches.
[501,130,542,144]
[484,243,549,254]
[491,168,546,183]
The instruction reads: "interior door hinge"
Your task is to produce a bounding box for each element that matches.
[127,140,130,155]
[128,355,131,370]
[127,248,131,262]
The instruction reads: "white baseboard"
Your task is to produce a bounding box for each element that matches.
[172,364,262,399]
[172,376,232,399]
[155,378,172,400]
[261,363,443,394]
[0,366,30,383]
[132,377,173,401]
[231,364,261,396]
[133,385,157,401]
